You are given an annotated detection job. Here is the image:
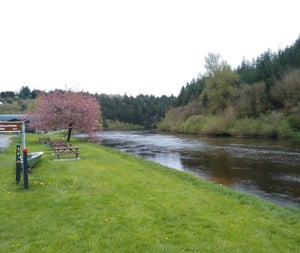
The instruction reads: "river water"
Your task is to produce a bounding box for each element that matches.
[98,130,300,208]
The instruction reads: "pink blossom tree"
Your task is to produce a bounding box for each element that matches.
[28,90,101,141]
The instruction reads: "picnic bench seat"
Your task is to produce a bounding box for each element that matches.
[53,146,80,160]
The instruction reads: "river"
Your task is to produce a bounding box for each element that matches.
[98,130,300,208]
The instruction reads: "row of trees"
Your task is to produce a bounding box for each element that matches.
[98,94,176,129]
[1,85,175,131]
[1,87,175,140]
[177,36,300,109]
[0,86,37,99]
[237,36,300,86]
[159,36,300,136]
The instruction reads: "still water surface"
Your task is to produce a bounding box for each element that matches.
[99,130,300,208]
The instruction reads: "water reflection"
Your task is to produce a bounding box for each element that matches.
[99,130,300,208]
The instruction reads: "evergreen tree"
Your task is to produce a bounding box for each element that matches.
[19,86,32,99]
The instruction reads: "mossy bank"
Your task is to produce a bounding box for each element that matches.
[0,133,299,252]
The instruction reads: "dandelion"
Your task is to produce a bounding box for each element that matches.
[12,243,20,248]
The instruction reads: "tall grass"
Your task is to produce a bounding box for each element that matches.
[0,133,299,252]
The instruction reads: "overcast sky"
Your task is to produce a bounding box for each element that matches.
[0,0,299,96]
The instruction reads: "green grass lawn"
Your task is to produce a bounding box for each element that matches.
[0,133,299,253]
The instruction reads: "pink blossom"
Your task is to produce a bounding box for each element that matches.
[27,90,101,141]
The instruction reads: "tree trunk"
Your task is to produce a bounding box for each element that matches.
[67,123,73,142]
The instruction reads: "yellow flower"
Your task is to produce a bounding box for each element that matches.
[12,243,20,248]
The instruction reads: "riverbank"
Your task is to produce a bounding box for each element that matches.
[100,130,300,208]
[158,111,300,138]
[0,133,299,252]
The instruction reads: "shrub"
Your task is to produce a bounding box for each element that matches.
[230,112,294,137]
[158,102,202,132]
[201,115,234,135]
[180,115,207,133]
[105,120,143,130]
[229,118,261,136]
[259,112,293,137]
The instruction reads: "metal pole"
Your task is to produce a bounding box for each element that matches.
[23,148,29,189]
[16,144,20,161]
[22,121,26,150]
[16,144,21,184]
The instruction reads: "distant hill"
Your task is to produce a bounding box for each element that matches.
[0,97,32,114]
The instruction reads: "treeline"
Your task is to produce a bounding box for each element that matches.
[97,94,176,129]
[0,86,37,100]
[0,87,176,130]
[159,36,300,137]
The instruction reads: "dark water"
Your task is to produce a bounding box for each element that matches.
[99,130,300,208]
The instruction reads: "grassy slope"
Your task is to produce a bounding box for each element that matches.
[0,134,299,253]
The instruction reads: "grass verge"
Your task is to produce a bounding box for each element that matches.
[0,133,299,252]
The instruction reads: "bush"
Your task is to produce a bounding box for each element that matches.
[201,115,233,135]
[180,115,207,133]
[229,118,261,136]
[259,112,293,137]
[159,104,296,138]
[158,102,202,132]
[105,120,143,130]
[230,112,293,137]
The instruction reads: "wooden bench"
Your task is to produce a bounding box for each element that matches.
[53,146,80,160]
[52,142,72,150]
[50,139,70,149]
[39,136,51,144]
